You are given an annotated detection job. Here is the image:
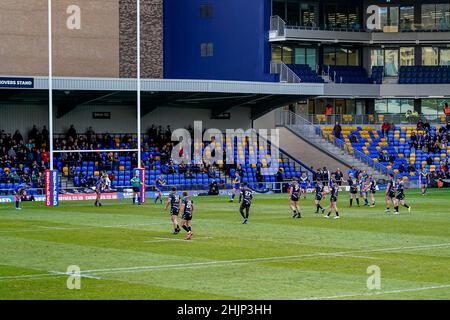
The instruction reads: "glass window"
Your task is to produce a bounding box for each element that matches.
[306,48,317,70]
[348,6,359,30]
[385,49,399,76]
[335,4,348,29]
[301,3,318,27]
[294,48,306,65]
[346,100,356,114]
[422,47,439,66]
[400,6,414,31]
[387,99,401,114]
[400,100,414,113]
[282,46,293,64]
[286,1,300,26]
[370,49,384,69]
[421,99,447,116]
[273,0,286,20]
[379,6,389,29]
[440,48,450,66]
[272,45,282,61]
[436,4,450,31]
[325,4,336,28]
[336,48,348,65]
[375,99,388,113]
[348,48,359,66]
[422,4,436,30]
[323,47,336,65]
[400,47,415,66]
[388,6,399,29]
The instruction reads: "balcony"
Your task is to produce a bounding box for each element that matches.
[269,16,450,44]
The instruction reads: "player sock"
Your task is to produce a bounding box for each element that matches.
[335,211,340,217]
[356,198,360,206]
[394,206,399,212]
[240,208,246,219]
[187,226,191,232]
[15,201,19,209]
[154,197,158,204]
[182,225,189,232]
[403,204,410,209]
[350,199,353,206]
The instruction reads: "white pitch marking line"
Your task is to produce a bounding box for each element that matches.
[302,284,450,300]
[49,271,102,280]
[79,242,450,276]
[0,242,449,281]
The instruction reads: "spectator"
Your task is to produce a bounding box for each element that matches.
[426,155,433,166]
[389,153,396,165]
[333,122,342,140]
[67,125,77,140]
[399,163,406,173]
[381,121,391,139]
[444,102,450,120]
[335,168,343,186]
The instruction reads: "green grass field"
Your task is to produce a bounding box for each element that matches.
[0,189,449,300]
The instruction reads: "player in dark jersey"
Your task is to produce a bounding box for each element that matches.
[165,187,181,234]
[420,169,429,196]
[94,177,106,207]
[14,184,26,210]
[325,175,340,219]
[180,191,194,240]
[154,175,166,205]
[393,177,411,215]
[289,177,301,218]
[347,174,360,207]
[360,175,370,206]
[385,174,396,213]
[314,180,325,214]
[299,173,309,200]
[239,183,253,224]
[368,175,377,208]
[229,172,241,202]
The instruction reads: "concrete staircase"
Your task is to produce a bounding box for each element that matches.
[277,127,350,172]
[276,111,390,181]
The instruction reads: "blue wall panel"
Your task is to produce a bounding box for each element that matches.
[164,0,274,82]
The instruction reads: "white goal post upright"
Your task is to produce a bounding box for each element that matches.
[44,0,146,205]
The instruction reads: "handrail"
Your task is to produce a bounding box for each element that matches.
[278,110,392,178]
[270,60,302,83]
[270,15,286,37]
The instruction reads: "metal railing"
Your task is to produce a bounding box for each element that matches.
[270,60,302,83]
[277,110,393,179]
[270,15,285,37]
[299,114,448,126]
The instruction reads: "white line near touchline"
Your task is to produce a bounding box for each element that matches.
[0,242,448,281]
[79,242,450,276]
[302,284,450,300]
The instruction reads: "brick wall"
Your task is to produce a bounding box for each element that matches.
[119,0,164,79]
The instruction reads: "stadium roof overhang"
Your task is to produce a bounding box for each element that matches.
[1,77,324,120]
[1,76,450,119]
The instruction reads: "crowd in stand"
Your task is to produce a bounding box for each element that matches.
[0,126,50,187]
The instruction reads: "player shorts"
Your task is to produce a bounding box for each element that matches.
[350,188,358,194]
[370,189,376,195]
[300,184,308,190]
[396,193,405,201]
[315,194,323,201]
[240,202,251,210]
[290,194,299,202]
[171,208,180,216]
[182,212,192,221]
[132,187,140,193]
[388,191,395,198]
[330,196,337,203]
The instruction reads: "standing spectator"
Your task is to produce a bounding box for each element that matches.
[443,102,450,121]
[67,125,77,140]
[333,122,342,140]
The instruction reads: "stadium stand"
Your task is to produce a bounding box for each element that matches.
[323,65,372,84]
[0,125,308,194]
[371,66,384,84]
[319,124,450,182]
[399,66,450,84]
[286,64,324,83]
